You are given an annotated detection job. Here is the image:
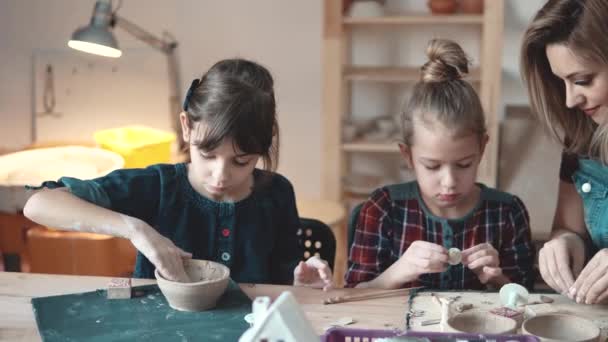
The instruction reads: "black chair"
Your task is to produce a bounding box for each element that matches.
[297,218,336,271]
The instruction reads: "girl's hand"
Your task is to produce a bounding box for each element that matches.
[461,243,502,284]
[129,220,192,282]
[395,240,449,280]
[538,232,585,295]
[357,241,447,289]
[293,256,333,291]
[570,249,608,305]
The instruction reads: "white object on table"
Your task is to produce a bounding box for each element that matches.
[499,283,529,309]
[239,291,318,342]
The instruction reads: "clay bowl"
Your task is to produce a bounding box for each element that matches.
[522,314,600,342]
[447,310,517,335]
[155,259,230,312]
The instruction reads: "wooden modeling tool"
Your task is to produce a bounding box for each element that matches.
[322,286,423,305]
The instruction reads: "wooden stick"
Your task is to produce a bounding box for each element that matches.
[323,286,423,305]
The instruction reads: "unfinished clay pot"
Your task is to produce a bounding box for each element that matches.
[155,259,230,312]
[447,310,517,335]
[522,314,600,342]
[428,0,458,14]
[460,0,484,14]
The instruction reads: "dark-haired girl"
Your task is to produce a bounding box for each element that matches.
[24,59,332,290]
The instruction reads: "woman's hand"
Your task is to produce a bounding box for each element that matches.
[570,248,608,304]
[538,232,585,295]
[462,243,502,284]
[129,219,192,282]
[293,256,333,291]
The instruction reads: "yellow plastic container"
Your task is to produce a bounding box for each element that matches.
[94,126,176,168]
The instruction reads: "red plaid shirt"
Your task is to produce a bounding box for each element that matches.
[345,182,535,290]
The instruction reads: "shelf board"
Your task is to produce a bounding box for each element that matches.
[343,14,484,26]
[342,142,400,153]
[343,66,481,83]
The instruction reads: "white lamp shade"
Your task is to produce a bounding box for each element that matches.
[68,25,121,58]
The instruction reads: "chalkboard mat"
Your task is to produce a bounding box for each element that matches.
[32,281,251,341]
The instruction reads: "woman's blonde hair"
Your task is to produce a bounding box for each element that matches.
[521,0,608,162]
[401,39,486,146]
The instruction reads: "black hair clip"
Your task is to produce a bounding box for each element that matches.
[183,78,201,111]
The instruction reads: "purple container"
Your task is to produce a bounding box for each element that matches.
[322,327,541,342]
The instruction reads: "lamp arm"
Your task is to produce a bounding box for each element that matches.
[167,46,184,149]
[113,15,175,54]
[113,14,184,150]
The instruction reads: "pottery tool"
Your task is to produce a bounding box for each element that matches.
[448,247,462,265]
[107,277,131,299]
[430,293,454,332]
[322,316,356,331]
[322,286,423,305]
[420,318,441,326]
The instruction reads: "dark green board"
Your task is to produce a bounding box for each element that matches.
[31,281,251,341]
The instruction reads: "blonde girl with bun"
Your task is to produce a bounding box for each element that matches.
[345,39,536,290]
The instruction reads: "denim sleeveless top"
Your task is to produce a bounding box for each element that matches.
[570,158,608,250]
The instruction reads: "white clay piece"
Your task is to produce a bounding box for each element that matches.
[448,248,462,266]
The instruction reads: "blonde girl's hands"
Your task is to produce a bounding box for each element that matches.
[293,256,334,291]
[538,232,585,295]
[129,220,192,282]
[395,240,449,279]
[569,248,608,305]
[461,243,502,284]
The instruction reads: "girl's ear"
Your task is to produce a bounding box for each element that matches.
[479,134,489,159]
[180,112,191,143]
[398,143,413,168]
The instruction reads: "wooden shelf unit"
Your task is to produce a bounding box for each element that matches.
[322,0,504,202]
[321,1,504,286]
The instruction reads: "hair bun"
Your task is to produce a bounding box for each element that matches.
[421,39,470,83]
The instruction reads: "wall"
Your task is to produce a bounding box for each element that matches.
[0,0,323,198]
[502,0,546,105]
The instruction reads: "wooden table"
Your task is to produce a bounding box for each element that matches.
[296,199,347,287]
[0,272,408,341]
